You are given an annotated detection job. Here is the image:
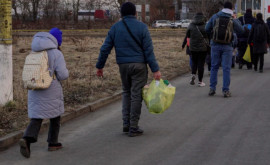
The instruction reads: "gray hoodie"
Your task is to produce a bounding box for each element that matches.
[28,32,69,119]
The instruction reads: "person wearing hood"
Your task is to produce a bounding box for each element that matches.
[19,28,69,158]
[206,1,244,97]
[186,12,208,87]
[237,8,256,70]
[248,13,270,73]
[96,2,161,137]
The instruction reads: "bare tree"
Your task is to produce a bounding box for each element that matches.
[190,0,237,18]
[85,0,96,10]
[150,0,174,20]
[31,0,41,22]
[16,0,32,22]
[72,0,80,22]
[43,0,60,19]
[12,0,20,20]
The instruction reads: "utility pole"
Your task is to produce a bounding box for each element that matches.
[0,0,13,105]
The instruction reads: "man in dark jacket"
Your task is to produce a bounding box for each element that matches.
[237,8,256,69]
[96,2,161,137]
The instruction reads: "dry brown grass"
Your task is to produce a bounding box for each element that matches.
[0,29,189,137]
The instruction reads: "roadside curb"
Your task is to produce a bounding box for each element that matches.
[0,70,188,152]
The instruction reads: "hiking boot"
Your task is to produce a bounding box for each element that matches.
[223,91,231,98]
[190,75,195,85]
[19,138,30,158]
[208,89,216,96]
[128,127,144,137]
[123,126,129,133]
[48,143,63,151]
[198,82,206,87]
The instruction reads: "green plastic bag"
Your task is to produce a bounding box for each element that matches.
[142,79,176,114]
[243,44,251,62]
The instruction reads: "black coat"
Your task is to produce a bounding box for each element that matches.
[186,14,208,52]
[248,20,270,54]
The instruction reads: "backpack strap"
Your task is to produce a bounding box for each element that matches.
[195,26,209,47]
[122,19,146,62]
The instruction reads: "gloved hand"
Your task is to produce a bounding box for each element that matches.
[153,71,161,80]
[96,69,103,77]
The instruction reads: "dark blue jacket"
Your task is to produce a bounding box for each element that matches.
[96,16,159,72]
[206,11,244,46]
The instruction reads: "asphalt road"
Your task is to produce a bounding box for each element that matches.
[1,53,270,165]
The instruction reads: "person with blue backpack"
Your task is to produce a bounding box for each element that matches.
[206,1,244,97]
[237,8,256,70]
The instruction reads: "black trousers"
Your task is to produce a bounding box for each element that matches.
[23,116,61,144]
[253,53,264,70]
[191,51,207,82]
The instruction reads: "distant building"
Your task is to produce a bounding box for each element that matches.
[181,0,196,20]
[236,0,270,21]
[78,10,95,21]
[78,10,109,21]
[125,0,176,23]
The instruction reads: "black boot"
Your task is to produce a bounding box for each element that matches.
[128,127,144,137]
[19,138,31,158]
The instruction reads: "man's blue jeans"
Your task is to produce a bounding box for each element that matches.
[210,44,233,92]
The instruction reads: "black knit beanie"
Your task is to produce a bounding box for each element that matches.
[246,8,252,14]
[256,13,263,21]
[121,2,136,17]
[224,1,233,9]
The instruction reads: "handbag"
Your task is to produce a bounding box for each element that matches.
[196,26,211,53]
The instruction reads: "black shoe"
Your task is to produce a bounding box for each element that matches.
[208,89,216,96]
[231,64,235,68]
[239,64,243,69]
[254,67,257,71]
[48,143,63,151]
[223,91,231,98]
[123,126,129,133]
[19,138,30,158]
[190,75,195,85]
[128,127,144,137]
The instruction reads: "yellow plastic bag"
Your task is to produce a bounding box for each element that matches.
[142,79,176,114]
[243,44,251,62]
